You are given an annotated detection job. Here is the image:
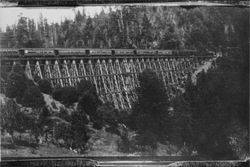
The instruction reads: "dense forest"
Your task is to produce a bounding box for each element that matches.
[2,6,248,51]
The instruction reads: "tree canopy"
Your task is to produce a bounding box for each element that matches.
[2,7,248,51]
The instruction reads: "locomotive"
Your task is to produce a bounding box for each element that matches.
[0,48,198,57]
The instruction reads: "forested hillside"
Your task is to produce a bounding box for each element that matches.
[2,6,248,51]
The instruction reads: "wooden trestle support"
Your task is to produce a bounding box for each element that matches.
[3,56,212,110]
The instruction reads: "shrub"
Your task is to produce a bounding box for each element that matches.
[52,86,64,101]
[118,133,132,153]
[76,80,102,130]
[38,79,52,94]
[21,85,45,108]
[54,108,89,150]
[52,86,78,107]
[70,111,90,152]
[54,122,72,147]
[5,63,28,99]
[77,79,96,96]
[96,102,119,125]
[78,90,100,117]
[0,99,30,136]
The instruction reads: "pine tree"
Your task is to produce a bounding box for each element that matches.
[131,70,170,148]
[5,26,16,47]
[83,18,94,47]
[140,14,153,49]
[44,19,52,48]
[160,24,181,49]
[16,17,29,47]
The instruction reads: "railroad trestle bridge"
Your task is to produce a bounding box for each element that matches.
[0,48,215,109]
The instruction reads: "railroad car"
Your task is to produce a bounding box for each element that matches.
[114,49,134,56]
[0,48,19,56]
[19,48,55,56]
[57,48,87,56]
[136,49,156,55]
[157,50,173,56]
[88,49,112,56]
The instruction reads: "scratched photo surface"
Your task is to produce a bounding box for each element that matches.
[1,0,250,6]
[0,1,249,167]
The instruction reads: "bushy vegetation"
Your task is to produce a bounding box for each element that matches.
[76,79,97,96]
[53,80,120,152]
[5,64,45,108]
[2,64,48,143]
[21,85,45,108]
[54,108,90,153]
[5,64,28,100]
[52,86,78,107]
[124,45,248,158]
[129,70,171,149]
[166,8,249,159]
[1,99,31,137]
[179,49,248,159]
[2,70,122,153]
[37,79,53,94]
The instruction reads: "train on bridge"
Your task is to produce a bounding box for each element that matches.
[0,48,213,58]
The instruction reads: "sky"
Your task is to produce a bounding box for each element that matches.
[0,6,112,31]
